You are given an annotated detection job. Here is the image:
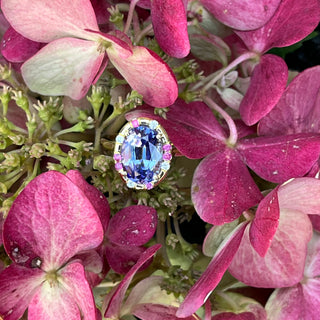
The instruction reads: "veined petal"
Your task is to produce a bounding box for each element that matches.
[0,264,44,320]
[192,148,263,225]
[3,171,104,271]
[107,205,157,246]
[21,38,104,100]
[229,209,312,287]
[151,0,190,58]
[176,222,248,317]
[1,0,99,42]
[239,54,288,126]
[107,46,178,107]
[201,0,281,31]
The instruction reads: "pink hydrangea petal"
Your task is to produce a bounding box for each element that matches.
[309,215,320,233]
[126,99,227,159]
[134,304,196,320]
[235,0,320,52]
[258,66,320,135]
[66,170,110,231]
[107,205,157,246]
[278,177,320,216]
[21,38,104,100]
[0,264,44,320]
[201,0,281,31]
[192,148,263,225]
[305,232,320,278]
[104,244,161,318]
[106,244,150,274]
[249,187,280,257]
[265,280,320,320]
[238,133,320,183]
[239,54,288,126]
[3,171,104,271]
[176,222,248,317]
[1,27,43,63]
[1,0,99,42]
[151,0,190,58]
[107,45,178,107]
[229,209,312,287]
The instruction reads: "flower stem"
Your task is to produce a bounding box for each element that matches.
[123,0,139,34]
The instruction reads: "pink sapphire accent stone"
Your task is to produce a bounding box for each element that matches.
[114,154,121,161]
[163,153,172,161]
[163,144,172,151]
[115,162,123,171]
[146,182,153,190]
[131,119,139,128]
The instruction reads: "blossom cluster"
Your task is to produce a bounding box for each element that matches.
[0,0,319,319]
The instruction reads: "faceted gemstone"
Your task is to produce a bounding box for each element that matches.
[120,125,164,185]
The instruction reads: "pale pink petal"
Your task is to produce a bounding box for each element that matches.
[192,148,263,225]
[134,304,196,320]
[66,170,110,231]
[239,54,288,126]
[201,0,281,31]
[107,45,178,107]
[258,66,320,135]
[176,222,248,317]
[3,171,104,271]
[265,280,320,320]
[126,99,227,158]
[1,27,43,63]
[21,38,104,100]
[238,133,320,183]
[304,232,320,278]
[278,177,320,216]
[151,0,190,58]
[249,187,280,257]
[1,0,99,42]
[229,209,312,287]
[107,205,157,246]
[0,264,44,320]
[235,0,320,52]
[104,245,161,318]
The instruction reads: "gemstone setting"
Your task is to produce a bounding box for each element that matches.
[114,118,172,190]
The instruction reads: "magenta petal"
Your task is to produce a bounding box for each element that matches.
[249,187,280,257]
[201,0,281,31]
[66,170,110,231]
[134,304,195,320]
[106,244,149,274]
[258,66,320,136]
[1,0,99,42]
[107,205,157,246]
[104,244,161,318]
[176,222,248,317]
[229,209,312,287]
[0,264,44,320]
[3,171,104,270]
[192,148,263,225]
[1,27,43,63]
[239,54,288,126]
[238,133,320,183]
[212,312,255,320]
[21,38,105,100]
[126,99,227,158]
[235,0,320,52]
[151,0,190,58]
[107,45,178,107]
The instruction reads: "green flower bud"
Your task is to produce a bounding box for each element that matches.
[29,143,46,158]
[93,155,113,173]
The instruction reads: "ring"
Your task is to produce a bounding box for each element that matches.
[114,118,172,190]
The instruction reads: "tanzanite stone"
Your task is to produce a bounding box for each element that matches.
[120,125,164,184]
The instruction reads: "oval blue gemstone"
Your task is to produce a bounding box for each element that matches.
[120,125,163,184]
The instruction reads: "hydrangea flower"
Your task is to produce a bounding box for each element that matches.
[1,0,178,107]
[0,170,104,320]
[127,99,320,225]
